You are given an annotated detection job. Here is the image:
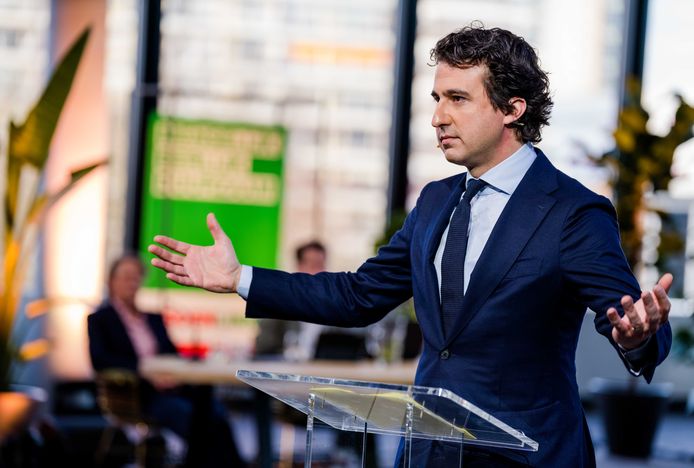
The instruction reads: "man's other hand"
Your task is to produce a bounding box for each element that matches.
[148,213,241,293]
[606,273,673,350]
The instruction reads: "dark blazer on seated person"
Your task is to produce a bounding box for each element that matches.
[87,300,177,402]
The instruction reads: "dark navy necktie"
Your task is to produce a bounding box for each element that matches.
[441,178,488,336]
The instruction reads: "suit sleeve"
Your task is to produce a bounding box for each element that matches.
[246,193,423,327]
[559,196,671,382]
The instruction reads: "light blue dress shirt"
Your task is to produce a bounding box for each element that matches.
[434,143,536,298]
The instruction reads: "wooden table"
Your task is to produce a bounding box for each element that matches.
[140,355,418,467]
[140,355,418,386]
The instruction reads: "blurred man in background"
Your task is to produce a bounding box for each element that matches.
[253,241,326,358]
[255,241,371,361]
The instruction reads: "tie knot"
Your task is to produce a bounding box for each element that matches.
[463,178,487,202]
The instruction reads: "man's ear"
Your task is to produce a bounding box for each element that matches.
[503,97,527,125]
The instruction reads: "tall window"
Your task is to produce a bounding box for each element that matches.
[642,0,694,197]
[157,0,399,271]
[641,0,694,299]
[0,0,51,139]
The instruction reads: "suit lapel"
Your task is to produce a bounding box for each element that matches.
[444,151,558,346]
[423,173,466,345]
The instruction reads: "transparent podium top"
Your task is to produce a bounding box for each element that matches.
[237,370,538,452]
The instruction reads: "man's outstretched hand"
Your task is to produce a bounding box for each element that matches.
[606,273,673,350]
[148,213,241,293]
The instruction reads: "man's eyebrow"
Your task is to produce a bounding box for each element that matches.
[431,89,472,99]
[443,89,471,98]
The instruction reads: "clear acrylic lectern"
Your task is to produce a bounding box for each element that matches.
[236,370,538,467]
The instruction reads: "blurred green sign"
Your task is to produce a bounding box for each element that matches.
[139,113,286,288]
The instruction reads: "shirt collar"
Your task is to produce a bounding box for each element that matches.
[112,297,142,321]
[467,143,536,195]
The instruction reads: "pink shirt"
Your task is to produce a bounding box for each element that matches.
[112,298,159,360]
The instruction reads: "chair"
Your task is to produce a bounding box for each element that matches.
[94,369,166,467]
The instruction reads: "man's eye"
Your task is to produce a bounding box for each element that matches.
[452,95,465,102]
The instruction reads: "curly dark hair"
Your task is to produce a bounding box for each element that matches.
[430,24,553,143]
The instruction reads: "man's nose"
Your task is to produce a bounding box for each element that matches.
[431,102,450,127]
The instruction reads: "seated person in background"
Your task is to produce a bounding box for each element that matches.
[87,254,246,467]
[255,241,370,361]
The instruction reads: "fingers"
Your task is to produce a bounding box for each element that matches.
[148,244,185,265]
[165,273,195,287]
[653,286,671,325]
[621,294,644,334]
[207,213,229,244]
[610,275,674,349]
[152,235,191,255]
[609,297,648,350]
[150,254,197,288]
[151,258,187,277]
[606,307,631,335]
[653,281,671,325]
[657,273,674,293]
[641,290,659,333]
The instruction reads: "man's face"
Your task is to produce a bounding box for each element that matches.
[298,248,326,274]
[109,259,144,305]
[431,63,519,177]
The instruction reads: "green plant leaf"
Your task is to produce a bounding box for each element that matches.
[25,159,107,227]
[1,27,92,391]
[4,158,21,232]
[6,27,91,227]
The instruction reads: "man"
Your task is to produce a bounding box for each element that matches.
[87,255,246,467]
[254,241,331,358]
[148,25,672,467]
[256,241,372,360]
[292,241,372,361]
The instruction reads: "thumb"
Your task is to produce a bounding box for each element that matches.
[657,273,674,293]
[206,213,228,243]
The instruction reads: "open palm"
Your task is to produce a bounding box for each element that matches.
[606,273,672,350]
[148,213,241,293]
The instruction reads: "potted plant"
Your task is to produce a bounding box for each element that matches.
[672,312,694,415]
[589,78,694,458]
[0,27,103,442]
[592,78,694,268]
[672,320,694,364]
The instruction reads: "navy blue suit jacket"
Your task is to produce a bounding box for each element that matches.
[246,149,671,466]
